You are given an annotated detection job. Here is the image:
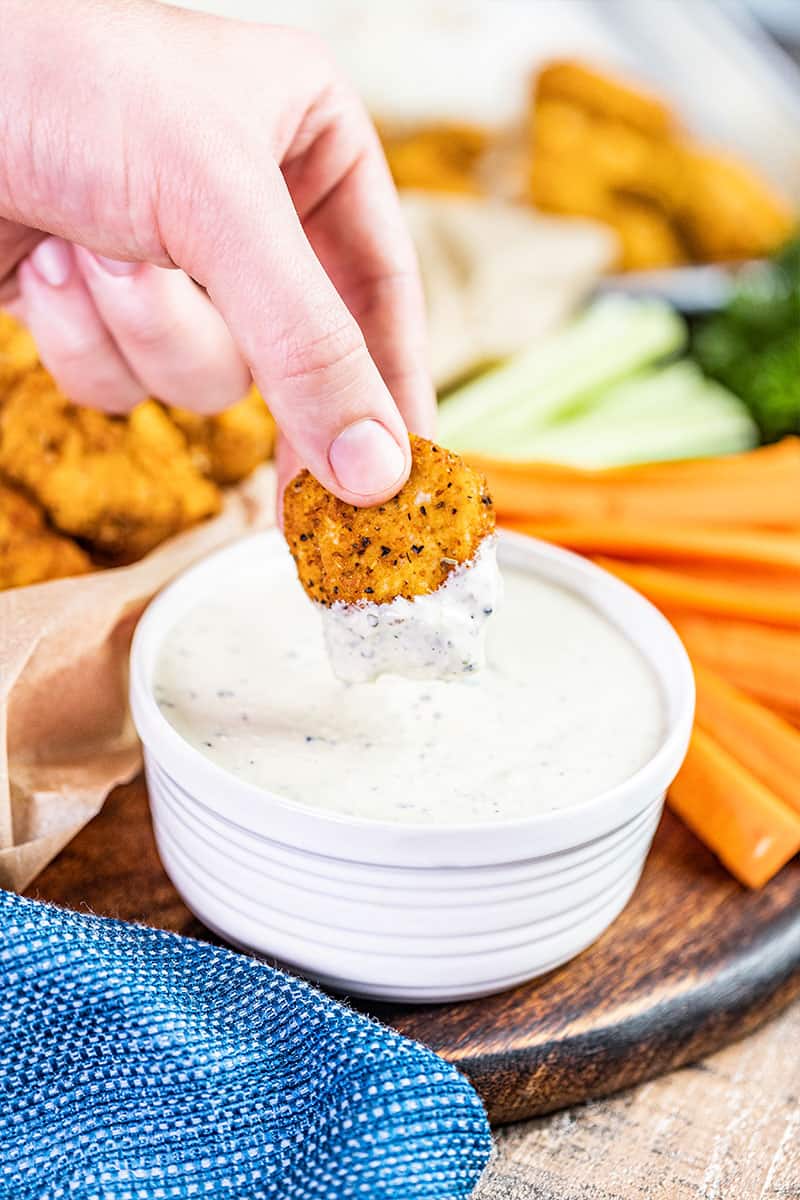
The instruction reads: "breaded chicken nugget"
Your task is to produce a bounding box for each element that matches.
[534,100,680,204]
[674,148,795,262]
[0,311,39,399]
[536,61,675,139]
[379,122,488,195]
[530,155,615,223]
[607,198,689,271]
[284,434,495,605]
[0,368,220,561]
[167,385,275,485]
[285,436,499,682]
[0,480,92,589]
[531,60,795,270]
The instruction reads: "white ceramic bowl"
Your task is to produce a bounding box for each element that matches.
[130,529,694,1002]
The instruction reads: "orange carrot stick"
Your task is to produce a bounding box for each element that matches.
[594,557,800,627]
[693,665,800,817]
[668,613,800,721]
[647,562,800,592]
[471,438,800,529]
[593,437,800,484]
[668,727,800,888]
[478,437,800,486]
[505,520,800,574]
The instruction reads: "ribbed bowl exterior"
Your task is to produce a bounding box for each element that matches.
[146,751,664,1000]
[131,529,694,1003]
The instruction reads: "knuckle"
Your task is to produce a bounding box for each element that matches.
[278,319,366,387]
[347,265,422,324]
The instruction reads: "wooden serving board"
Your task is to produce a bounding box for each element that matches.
[27,777,800,1126]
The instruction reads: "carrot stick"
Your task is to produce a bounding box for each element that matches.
[668,727,800,888]
[479,437,800,486]
[594,557,800,627]
[471,438,800,528]
[693,665,800,817]
[648,562,800,592]
[506,520,800,574]
[669,613,800,721]
[606,437,800,484]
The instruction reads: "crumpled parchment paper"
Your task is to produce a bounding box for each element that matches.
[0,466,275,891]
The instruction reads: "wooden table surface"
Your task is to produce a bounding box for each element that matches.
[28,779,800,1200]
[478,1003,800,1199]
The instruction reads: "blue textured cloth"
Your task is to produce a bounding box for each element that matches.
[0,891,491,1199]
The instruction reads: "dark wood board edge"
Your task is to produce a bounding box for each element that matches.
[453,915,800,1124]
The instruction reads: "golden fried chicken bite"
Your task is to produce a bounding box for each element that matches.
[536,60,675,139]
[674,148,795,262]
[529,59,794,269]
[0,368,220,561]
[533,101,682,210]
[167,385,275,485]
[284,434,495,606]
[608,198,689,271]
[378,122,489,195]
[0,481,92,589]
[529,155,613,223]
[0,311,39,399]
[285,436,499,682]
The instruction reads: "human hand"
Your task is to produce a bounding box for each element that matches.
[0,0,434,506]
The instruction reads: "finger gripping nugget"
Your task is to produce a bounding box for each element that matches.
[284,435,500,683]
[284,434,495,605]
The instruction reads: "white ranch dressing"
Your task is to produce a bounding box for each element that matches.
[320,537,502,683]
[154,549,665,825]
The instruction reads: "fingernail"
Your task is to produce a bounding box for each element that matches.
[30,238,72,287]
[329,419,408,497]
[91,254,139,277]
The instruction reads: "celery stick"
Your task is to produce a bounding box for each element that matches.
[504,373,758,467]
[513,418,757,467]
[438,296,686,453]
[566,361,706,420]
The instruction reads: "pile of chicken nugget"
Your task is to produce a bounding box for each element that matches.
[0,311,275,591]
[381,59,794,271]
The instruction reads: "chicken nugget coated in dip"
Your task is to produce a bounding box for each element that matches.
[284,435,500,682]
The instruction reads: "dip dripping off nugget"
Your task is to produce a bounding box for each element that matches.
[284,434,501,682]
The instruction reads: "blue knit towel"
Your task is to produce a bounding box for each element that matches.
[0,891,491,1199]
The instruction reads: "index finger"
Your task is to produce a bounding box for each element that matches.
[162,154,413,507]
[283,101,436,440]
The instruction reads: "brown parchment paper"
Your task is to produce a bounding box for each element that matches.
[0,465,275,892]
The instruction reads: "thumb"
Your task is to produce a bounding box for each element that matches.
[167,159,411,506]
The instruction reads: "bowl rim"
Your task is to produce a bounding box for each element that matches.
[130,528,695,867]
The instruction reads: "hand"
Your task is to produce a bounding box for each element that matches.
[0,0,434,507]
